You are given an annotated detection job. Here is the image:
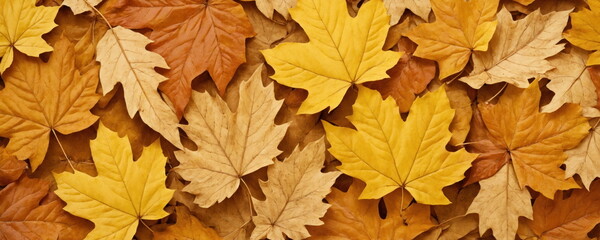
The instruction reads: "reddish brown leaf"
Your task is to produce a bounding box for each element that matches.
[103,0,255,117]
[364,37,436,113]
[0,149,25,186]
[0,177,91,240]
[526,180,600,240]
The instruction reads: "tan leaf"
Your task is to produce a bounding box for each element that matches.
[384,0,431,25]
[255,0,296,19]
[251,138,340,240]
[175,66,288,207]
[459,8,568,89]
[96,26,182,148]
[62,0,102,15]
[543,48,600,117]
[468,164,533,240]
[565,120,600,189]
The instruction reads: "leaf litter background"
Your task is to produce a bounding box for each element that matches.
[2,0,600,239]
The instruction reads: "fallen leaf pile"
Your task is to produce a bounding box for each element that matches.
[3,0,600,239]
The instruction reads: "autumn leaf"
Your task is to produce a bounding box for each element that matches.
[0,37,99,170]
[466,79,588,198]
[153,206,221,240]
[565,121,600,189]
[251,138,340,240]
[406,0,498,79]
[62,0,102,15]
[96,26,183,148]
[0,177,91,240]
[323,86,476,204]
[262,0,402,114]
[103,0,255,116]
[0,149,25,186]
[564,0,600,65]
[255,0,296,19]
[459,8,568,89]
[0,0,58,73]
[383,0,431,25]
[526,181,600,239]
[308,180,435,239]
[543,48,600,117]
[363,37,436,113]
[174,66,288,208]
[53,123,174,240]
[467,164,533,240]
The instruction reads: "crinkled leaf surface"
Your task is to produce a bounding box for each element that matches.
[152,206,221,240]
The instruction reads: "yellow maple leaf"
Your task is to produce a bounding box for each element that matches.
[262,0,402,114]
[0,37,99,170]
[406,0,498,79]
[323,86,477,205]
[564,0,600,65]
[0,0,58,73]
[54,123,174,240]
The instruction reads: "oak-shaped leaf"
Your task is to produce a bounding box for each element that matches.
[465,79,588,198]
[406,0,498,79]
[0,0,58,72]
[174,66,288,208]
[53,123,174,240]
[96,26,182,148]
[103,0,255,116]
[0,37,99,170]
[251,138,340,240]
[262,0,402,114]
[323,86,476,204]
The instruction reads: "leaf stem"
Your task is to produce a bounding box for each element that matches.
[140,219,154,233]
[485,82,508,104]
[51,129,75,171]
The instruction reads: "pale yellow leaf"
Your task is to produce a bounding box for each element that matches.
[251,138,340,240]
[459,8,568,89]
[468,164,533,240]
[175,66,288,208]
[96,26,182,148]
